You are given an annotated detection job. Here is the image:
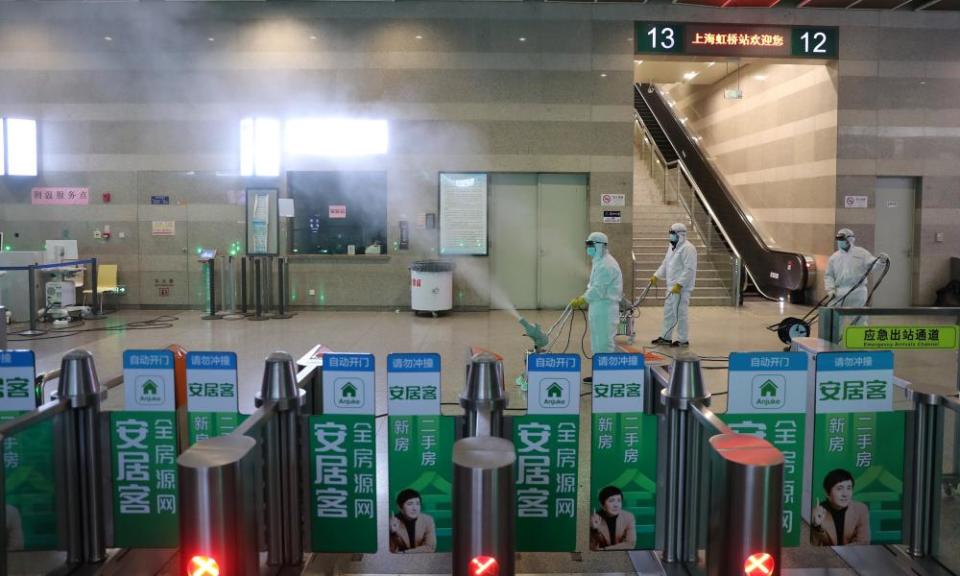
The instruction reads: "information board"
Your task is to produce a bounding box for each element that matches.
[439,173,487,256]
[635,22,838,59]
[185,351,242,445]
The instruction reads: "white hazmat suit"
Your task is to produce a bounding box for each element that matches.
[574,232,623,355]
[824,228,887,324]
[653,223,698,345]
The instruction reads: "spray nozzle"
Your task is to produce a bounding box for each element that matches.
[518,317,549,351]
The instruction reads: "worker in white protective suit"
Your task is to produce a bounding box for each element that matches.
[650,223,698,347]
[824,228,888,325]
[570,232,623,358]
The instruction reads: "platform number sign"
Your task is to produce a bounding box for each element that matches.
[637,22,684,54]
[792,27,838,58]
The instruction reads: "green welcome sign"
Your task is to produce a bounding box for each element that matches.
[590,353,656,551]
[811,351,903,546]
[723,352,808,547]
[515,354,580,552]
[112,349,179,548]
[310,353,377,553]
[0,350,58,550]
[185,351,242,445]
[387,352,453,554]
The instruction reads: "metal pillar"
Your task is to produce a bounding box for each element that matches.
[179,435,260,576]
[452,435,516,576]
[904,385,944,558]
[22,267,43,336]
[660,354,710,564]
[0,306,6,349]
[57,350,107,565]
[706,434,783,576]
[272,257,293,319]
[240,256,249,315]
[250,258,268,321]
[255,352,306,566]
[459,348,507,438]
[201,258,220,320]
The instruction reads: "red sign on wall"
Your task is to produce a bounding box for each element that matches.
[329,205,347,219]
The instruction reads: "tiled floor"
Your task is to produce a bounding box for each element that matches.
[6,302,960,575]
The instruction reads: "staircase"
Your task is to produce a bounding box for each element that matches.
[633,202,733,307]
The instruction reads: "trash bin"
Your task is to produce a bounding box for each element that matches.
[410,260,455,315]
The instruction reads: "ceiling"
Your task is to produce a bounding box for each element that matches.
[634,59,745,85]
[547,0,960,9]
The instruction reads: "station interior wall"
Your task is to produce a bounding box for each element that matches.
[0,3,957,308]
[666,62,839,292]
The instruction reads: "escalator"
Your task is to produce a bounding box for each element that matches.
[634,83,813,301]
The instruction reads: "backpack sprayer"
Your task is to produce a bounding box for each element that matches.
[514,282,657,390]
[769,254,891,345]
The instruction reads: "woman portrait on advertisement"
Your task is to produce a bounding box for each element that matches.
[811,468,871,546]
[389,488,436,553]
[589,486,637,551]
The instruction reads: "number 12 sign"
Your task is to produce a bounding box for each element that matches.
[635,22,837,59]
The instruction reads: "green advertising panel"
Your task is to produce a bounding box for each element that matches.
[309,414,377,553]
[110,412,180,548]
[724,352,808,547]
[0,415,56,550]
[0,350,57,550]
[186,351,242,445]
[843,325,959,350]
[386,353,453,554]
[812,351,903,546]
[514,414,579,552]
[388,416,455,553]
[515,354,581,552]
[310,352,378,553]
[589,353,656,551]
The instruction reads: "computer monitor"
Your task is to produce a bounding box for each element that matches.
[44,240,79,264]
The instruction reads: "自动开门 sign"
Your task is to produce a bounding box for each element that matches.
[515,354,580,552]
[311,353,378,553]
[724,352,807,547]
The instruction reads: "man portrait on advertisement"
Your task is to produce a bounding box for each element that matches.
[389,488,437,553]
[811,468,871,546]
[589,486,637,551]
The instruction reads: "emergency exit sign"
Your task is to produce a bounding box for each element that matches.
[636,22,838,59]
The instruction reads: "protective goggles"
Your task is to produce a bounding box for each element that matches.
[835,233,852,241]
[585,240,606,247]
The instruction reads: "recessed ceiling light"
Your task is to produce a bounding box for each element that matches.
[104,36,112,42]
[208,37,215,42]
[415,35,423,40]
[519,37,527,42]
[683,71,698,81]
[634,59,644,64]
[754,74,767,81]
[707,61,716,67]
[309,35,317,41]
[600,73,607,78]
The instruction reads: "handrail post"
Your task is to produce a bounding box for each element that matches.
[256,352,306,566]
[660,354,710,563]
[57,350,107,565]
[904,386,944,558]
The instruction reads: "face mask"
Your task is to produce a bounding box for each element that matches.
[669,232,679,245]
[837,240,849,251]
[586,246,598,258]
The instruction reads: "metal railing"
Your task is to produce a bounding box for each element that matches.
[649,354,783,573]
[636,116,743,306]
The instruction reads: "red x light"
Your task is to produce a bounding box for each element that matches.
[187,555,220,576]
[744,552,775,576]
[470,555,499,576]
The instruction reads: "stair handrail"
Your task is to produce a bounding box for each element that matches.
[634,83,810,300]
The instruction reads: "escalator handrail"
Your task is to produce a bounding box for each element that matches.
[634,113,678,169]
[634,83,810,298]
